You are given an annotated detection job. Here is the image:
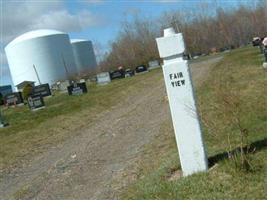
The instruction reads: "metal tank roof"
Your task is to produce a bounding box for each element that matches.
[6,29,65,49]
[70,39,89,43]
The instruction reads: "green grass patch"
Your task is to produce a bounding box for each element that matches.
[0,69,162,170]
[119,47,267,199]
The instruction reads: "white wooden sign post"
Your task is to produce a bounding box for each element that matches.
[156,28,208,176]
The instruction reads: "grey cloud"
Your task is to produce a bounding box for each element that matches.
[1,1,102,45]
[2,0,64,44]
[30,10,101,32]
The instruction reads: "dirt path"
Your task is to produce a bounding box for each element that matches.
[1,56,222,200]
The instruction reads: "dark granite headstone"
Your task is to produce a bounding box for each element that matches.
[4,92,23,106]
[67,82,87,95]
[110,69,125,80]
[27,95,45,110]
[135,65,148,73]
[32,84,51,97]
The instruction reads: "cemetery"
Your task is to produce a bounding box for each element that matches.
[0,2,266,199]
[1,44,266,199]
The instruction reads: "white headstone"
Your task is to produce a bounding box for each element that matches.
[148,60,161,70]
[96,72,111,85]
[156,28,208,176]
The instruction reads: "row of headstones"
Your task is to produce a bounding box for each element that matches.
[96,61,161,85]
[2,62,161,111]
[1,84,50,111]
[2,82,88,112]
[0,64,157,127]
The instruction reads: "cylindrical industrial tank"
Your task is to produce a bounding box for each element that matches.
[5,29,77,88]
[71,39,97,75]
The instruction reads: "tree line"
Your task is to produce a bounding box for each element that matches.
[98,1,267,71]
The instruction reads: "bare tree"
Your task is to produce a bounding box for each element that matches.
[101,2,267,70]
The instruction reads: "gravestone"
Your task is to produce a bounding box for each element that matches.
[4,92,24,106]
[135,65,148,74]
[124,69,134,77]
[156,27,208,176]
[32,83,51,97]
[28,95,45,111]
[67,82,87,95]
[97,72,111,85]
[148,60,161,71]
[110,69,125,80]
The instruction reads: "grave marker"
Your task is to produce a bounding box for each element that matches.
[135,65,148,74]
[97,72,111,85]
[32,83,51,97]
[4,92,24,106]
[67,82,87,95]
[156,27,208,176]
[28,95,45,111]
[148,60,161,70]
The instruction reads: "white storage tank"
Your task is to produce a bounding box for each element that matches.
[5,29,77,89]
[71,39,97,75]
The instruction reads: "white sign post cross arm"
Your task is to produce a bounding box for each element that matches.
[156,28,208,176]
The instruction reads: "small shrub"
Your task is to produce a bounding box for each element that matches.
[22,84,33,100]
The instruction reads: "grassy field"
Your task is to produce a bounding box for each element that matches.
[119,47,267,199]
[0,70,162,171]
[1,46,266,199]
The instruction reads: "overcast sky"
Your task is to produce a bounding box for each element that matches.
[0,0,248,86]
